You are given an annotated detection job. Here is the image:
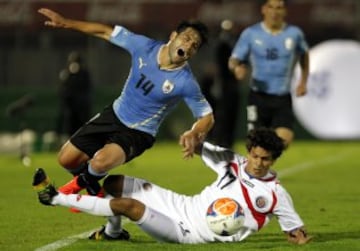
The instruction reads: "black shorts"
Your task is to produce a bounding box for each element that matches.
[247,90,294,130]
[70,105,155,162]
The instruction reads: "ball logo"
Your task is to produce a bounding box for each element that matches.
[306,71,331,100]
[206,197,245,236]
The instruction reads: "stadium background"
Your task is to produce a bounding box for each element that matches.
[0,0,359,151]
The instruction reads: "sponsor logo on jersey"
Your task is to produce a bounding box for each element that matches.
[178,221,190,236]
[285,38,294,50]
[162,80,174,94]
[76,194,82,201]
[241,178,254,188]
[255,196,267,209]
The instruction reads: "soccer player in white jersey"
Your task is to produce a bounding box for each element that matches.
[228,0,310,147]
[37,9,214,199]
[33,128,312,245]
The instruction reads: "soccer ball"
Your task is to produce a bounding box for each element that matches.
[206,197,245,236]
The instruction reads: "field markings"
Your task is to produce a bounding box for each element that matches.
[34,219,130,251]
[34,229,97,251]
[35,150,350,251]
[277,150,350,178]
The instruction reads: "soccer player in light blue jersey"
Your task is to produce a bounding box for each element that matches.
[229,0,309,147]
[38,9,214,203]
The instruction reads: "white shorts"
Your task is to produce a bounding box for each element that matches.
[121,176,206,243]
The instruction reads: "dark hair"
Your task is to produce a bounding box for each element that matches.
[260,0,288,6]
[176,20,209,48]
[245,127,285,160]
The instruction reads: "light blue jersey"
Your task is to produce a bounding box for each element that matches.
[231,22,308,95]
[109,26,212,136]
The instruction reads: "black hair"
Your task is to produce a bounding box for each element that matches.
[176,20,209,48]
[260,0,288,6]
[245,127,285,160]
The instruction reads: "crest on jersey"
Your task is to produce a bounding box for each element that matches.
[162,80,174,94]
[285,38,294,50]
[255,39,263,46]
[255,196,267,209]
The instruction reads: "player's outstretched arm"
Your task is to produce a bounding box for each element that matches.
[179,113,214,159]
[295,52,310,97]
[38,8,113,40]
[286,227,313,245]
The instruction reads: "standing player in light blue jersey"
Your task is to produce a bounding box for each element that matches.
[37,7,214,234]
[229,0,309,147]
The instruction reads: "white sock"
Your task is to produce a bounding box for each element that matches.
[103,195,123,237]
[105,216,123,237]
[53,193,114,216]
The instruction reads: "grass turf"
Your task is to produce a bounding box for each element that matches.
[0,140,359,251]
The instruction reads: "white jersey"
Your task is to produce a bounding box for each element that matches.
[123,142,304,243]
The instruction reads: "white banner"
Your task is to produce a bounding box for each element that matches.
[292,40,360,139]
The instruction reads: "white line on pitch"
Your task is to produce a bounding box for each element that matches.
[34,229,98,251]
[277,150,350,178]
[34,219,130,251]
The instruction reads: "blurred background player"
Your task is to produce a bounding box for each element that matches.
[56,51,93,141]
[212,19,240,149]
[228,0,309,148]
[199,20,239,149]
[33,127,312,245]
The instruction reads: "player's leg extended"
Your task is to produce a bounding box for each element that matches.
[90,174,128,240]
[275,127,294,148]
[101,176,183,243]
[82,143,126,194]
[58,143,126,195]
[58,140,90,175]
[272,94,294,148]
[90,175,129,240]
[137,207,183,243]
[57,141,92,194]
[33,169,139,217]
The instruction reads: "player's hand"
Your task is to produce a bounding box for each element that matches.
[179,130,199,160]
[295,81,307,97]
[38,8,68,28]
[286,227,313,245]
[233,64,247,80]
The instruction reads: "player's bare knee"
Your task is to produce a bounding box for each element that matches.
[110,198,132,214]
[92,147,123,172]
[57,151,71,167]
[90,155,113,173]
[103,175,124,197]
[110,198,144,221]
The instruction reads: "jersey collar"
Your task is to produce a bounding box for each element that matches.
[261,21,286,35]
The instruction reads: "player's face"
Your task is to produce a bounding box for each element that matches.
[262,0,286,27]
[245,146,275,178]
[168,27,202,65]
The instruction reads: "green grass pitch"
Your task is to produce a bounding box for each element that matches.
[0,140,359,251]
